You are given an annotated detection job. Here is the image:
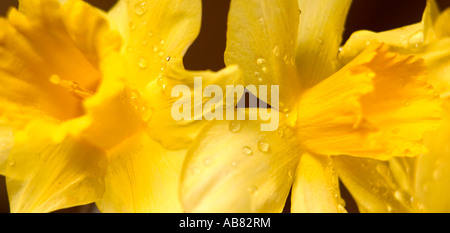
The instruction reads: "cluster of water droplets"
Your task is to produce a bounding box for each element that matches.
[360,159,414,212]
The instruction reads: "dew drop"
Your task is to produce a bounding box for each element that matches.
[272,45,280,57]
[156,76,166,89]
[228,121,241,133]
[386,204,394,213]
[134,1,148,16]
[408,31,424,48]
[277,127,285,138]
[49,74,61,85]
[258,18,264,24]
[129,22,136,31]
[160,39,165,45]
[394,190,412,206]
[241,146,253,156]
[256,58,266,66]
[166,56,171,62]
[376,164,390,178]
[141,106,152,122]
[255,71,262,82]
[257,139,270,153]
[138,57,148,69]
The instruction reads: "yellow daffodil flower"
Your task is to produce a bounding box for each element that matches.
[0,0,239,213]
[335,0,450,212]
[180,0,442,213]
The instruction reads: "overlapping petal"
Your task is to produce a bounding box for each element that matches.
[296,0,352,87]
[291,153,345,213]
[97,131,185,212]
[181,112,301,213]
[108,0,202,90]
[225,0,300,108]
[5,120,107,213]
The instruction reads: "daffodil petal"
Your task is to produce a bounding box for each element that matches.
[110,0,201,89]
[5,120,107,213]
[297,44,441,160]
[144,60,241,150]
[224,0,300,107]
[414,38,450,97]
[414,99,450,212]
[333,155,412,213]
[291,153,346,213]
[96,131,184,213]
[296,0,352,88]
[181,113,301,212]
[435,8,450,38]
[339,0,439,65]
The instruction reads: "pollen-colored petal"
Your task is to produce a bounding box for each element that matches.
[5,121,107,213]
[297,44,442,160]
[435,8,450,38]
[296,0,352,88]
[224,0,300,107]
[414,99,450,212]
[96,131,184,213]
[181,114,302,212]
[291,153,346,213]
[334,155,414,213]
[108,0,202,89]
[144,59,241,150]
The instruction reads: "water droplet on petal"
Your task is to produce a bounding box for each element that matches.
[257,139,270,153]
[140,106,152,122]
[408,31,424,48]
[138,57,148,69]
[257,58,266,66]
[241,146,253,156]
[229,121,241,133]
[49,74,61,84]
[134,1,148,16]
[272,45,280,57]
